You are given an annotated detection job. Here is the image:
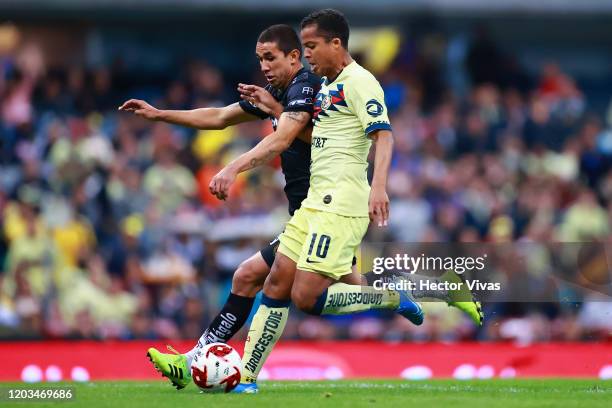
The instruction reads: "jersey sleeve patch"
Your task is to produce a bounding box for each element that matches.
[346,75,391,136]
[365,99,385,117]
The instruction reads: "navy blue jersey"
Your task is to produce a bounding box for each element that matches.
[239,67,319,215]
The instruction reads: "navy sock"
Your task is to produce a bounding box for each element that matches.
[198,292,255,346]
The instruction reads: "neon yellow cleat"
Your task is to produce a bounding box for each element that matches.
[147,346,191,390]
[441,271,484,326]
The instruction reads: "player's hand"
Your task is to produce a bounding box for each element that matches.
[369,186,389,227]
[209,166,238,201]
[238,83,282,117]
[118,99,161,120]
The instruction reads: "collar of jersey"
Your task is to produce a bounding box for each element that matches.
[322,61,357,86]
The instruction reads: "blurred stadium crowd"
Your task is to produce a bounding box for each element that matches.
[1,21,611,344]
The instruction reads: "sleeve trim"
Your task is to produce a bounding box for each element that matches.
[365,122,392,135]
[238,100,269,120]
[283,105,314,114]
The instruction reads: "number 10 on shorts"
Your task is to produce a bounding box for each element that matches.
[308,233,331,259]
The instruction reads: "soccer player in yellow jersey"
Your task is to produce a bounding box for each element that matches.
[229,9,423,394]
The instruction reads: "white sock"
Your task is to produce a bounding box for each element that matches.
[184,347,198,367]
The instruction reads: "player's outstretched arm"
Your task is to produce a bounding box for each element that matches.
[369,129,393,227]
[209,111,310,200]
[118,100,255,129]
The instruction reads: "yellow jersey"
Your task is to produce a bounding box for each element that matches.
[302,61,391,217]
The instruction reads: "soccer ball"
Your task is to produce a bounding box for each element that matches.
[190,343,242,393]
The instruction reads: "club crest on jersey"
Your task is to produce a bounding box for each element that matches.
[314,84,346,122]
[366,99,384,117]
[321,95,332,110]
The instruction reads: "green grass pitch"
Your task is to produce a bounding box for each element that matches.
[3,379,611,408]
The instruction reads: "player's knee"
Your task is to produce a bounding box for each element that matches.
[291,287,317,314]
[340,269,362,285]
[232,260,265,297]
[262,263,291,299]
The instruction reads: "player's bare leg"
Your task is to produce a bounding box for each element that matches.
[260,252,296,300]
[340,264,362,285]
[291,269,334,311]
[231,252,270,297]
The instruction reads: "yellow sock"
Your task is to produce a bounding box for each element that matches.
[240,296,290,383]
[315,283,399,315]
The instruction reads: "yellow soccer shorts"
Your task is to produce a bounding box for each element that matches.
[278,207,369,280]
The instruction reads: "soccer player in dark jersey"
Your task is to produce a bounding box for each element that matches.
[119,24,359,390]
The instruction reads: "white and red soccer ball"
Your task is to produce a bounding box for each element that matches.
[190,343,242,393]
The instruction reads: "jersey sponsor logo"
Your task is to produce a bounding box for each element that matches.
[243,310,284,373]
[367,120,389,126]
[365,120,391,134]
[366,99,384,117]
[302,86,315,95]
[288,98,313,106]
[312,137,328,148]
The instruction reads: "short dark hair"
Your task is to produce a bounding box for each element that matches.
[258,24,302,56]
[300,9,349,49]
